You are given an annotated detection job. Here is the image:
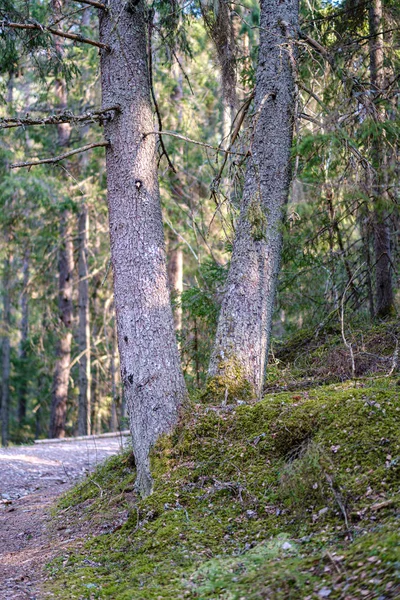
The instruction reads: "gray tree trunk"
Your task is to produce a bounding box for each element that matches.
[49,211,74,438]
[369,0,394,317]
[209,0,298,398]
[91,229,102,435]
[49,0,73,438]
[110,318,118,432]
[1,245,11,447]
[167,238,183,333]
[77,8,92,436]
[99,0,187,496]
[77,202,91,435]
[18,246,29,424]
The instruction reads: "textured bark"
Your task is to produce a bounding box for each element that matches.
[201,0,237,117]
[99,0,187,496]
[18,247,29,424]
[1,247,11,447]
[209,0,298,397]
[49,212,74,438]
[77,203,91,435]
[369,0,394,317]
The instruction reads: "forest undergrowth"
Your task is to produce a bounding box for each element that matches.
[46,320,400,599]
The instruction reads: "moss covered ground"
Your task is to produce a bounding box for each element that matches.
[46,326,400,599]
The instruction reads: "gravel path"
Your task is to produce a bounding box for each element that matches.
[0,435,129,599]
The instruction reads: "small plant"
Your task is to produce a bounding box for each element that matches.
[279,441,335,513]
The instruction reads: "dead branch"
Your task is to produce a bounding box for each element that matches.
[370,499,396,511]
[1,21,110,51]
[143,131,246,156]
[298,29,335,68]
[72,0,106,9]
[11,141,109,169]
[212,91,255,189]
[0,105,120,129]
[147,15,176,173]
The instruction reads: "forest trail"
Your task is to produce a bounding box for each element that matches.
[0,435,128,599]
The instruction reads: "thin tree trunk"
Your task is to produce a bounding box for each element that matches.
[99,0,187,496]
[18,246,29,424]
[369,0,394,317]
[209,0,298,398]
[49,0,73,438]
[110,318,118,432]
[49,212,74,438]
[90,225,102,435]
[77,0,92,437]
[1,244,11,447]
[167,237,183,333]
[77,202,91,435]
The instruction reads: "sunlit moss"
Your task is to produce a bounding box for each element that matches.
[45,364,400,599]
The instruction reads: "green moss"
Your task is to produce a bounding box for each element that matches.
[247,193,268,241]
[272,318,400,384]
[45,375,400,599]
[203,356,254,402]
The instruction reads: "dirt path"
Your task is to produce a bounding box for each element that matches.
[0,435,128,599]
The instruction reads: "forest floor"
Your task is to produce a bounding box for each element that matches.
[0,435,128,600]
[2,321,399,600]
[41,320,400,600]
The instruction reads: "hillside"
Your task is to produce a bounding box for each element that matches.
[46,325,400,599]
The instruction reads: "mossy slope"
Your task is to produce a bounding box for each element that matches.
[47,376,400,599]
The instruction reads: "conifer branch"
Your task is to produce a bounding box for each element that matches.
[0,106,120,129]
[11,142,109,169]
[1,21,110,51]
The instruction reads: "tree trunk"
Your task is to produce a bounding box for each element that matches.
[1,245,11,447]
[110,318,118,432]
[369,0,394,317]
[49,0,73,438]
[99,0,187,496]
[77,202,91,435]
[90,219,102,435]
[49,211,74,438]
[167,237,183,333]
[18,246,29,424]
[77,8,92,436]
[208,0,298,398]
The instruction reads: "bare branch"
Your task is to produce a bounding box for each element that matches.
[1,21,110,51]
[11,142,109,169]
[0,105,120,130]
[212,92,255,190]
[72,0,106,9]
[298,29,334,68]
[143,131,246,156]
[147,16,176,173]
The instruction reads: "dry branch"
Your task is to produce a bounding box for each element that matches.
[0,105,120,130]
[212,91,255,189]
[11,142,109,169]
[72,0,106,9]
[1,21,110,51]
[298,29,335,68]
[143,131,246,156]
